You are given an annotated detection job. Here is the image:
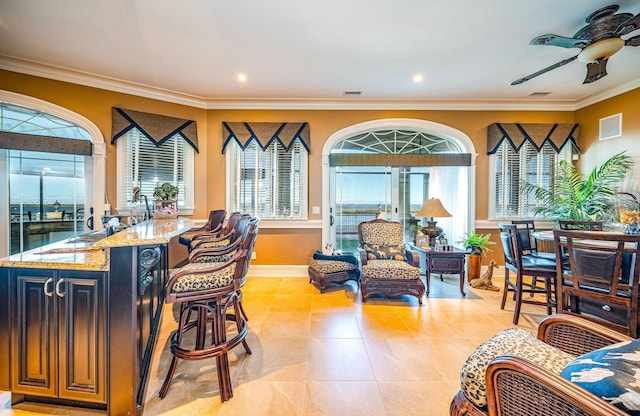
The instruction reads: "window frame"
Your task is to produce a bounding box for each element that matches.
[116,128,194,215]
[225,139,309,221]
[489,141,573,220]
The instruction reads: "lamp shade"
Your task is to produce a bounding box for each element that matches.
[417,198,451,219]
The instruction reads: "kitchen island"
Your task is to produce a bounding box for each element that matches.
[0,218,194,415]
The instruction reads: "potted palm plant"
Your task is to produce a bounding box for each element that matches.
[521,151,632,223]
[457,232,495,282]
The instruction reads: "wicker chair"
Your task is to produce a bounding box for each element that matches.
[357,219,424,304]
[450,314,632,416]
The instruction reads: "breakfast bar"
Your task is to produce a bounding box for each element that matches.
[0,218,194,416]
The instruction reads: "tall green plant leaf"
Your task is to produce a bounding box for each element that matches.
[521,151,632,221]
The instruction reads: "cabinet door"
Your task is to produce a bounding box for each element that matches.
[57,270,106,403]
[11,269,57,397]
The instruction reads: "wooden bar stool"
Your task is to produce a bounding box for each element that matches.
[159,252,251,402]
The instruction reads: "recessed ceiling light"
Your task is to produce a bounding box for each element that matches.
[237,73,247,82]
[413,74,424,83]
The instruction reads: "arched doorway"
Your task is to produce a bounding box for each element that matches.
[0,90,106,256]
[321,118,476,249]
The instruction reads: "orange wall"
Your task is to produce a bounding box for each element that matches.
[575,88,640,186]
[3,69,637,265]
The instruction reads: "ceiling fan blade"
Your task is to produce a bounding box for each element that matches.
[626,34,640,47]
[511,55,579,86]
[615,12,640,36]
[530,34,589,49]
[584,58,608,84]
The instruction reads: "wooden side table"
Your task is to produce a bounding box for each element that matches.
[410,245,466,297]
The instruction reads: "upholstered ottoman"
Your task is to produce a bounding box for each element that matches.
[308,252,360,293]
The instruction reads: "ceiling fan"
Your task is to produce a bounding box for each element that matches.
[512,4,640,85]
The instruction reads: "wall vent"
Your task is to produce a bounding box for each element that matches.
[599,113,622,141]
[529,92,551,96]
[343,91,362,96]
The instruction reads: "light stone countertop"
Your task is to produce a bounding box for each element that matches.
[0,218,195,271]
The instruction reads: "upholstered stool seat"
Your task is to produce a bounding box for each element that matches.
[169,262,235,293]
[308,255,360,293]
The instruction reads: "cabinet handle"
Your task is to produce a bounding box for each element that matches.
[44,278,54,297]
[55,279,65,297]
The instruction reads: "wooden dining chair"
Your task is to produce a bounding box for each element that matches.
[511,220,555,259]
[553,230,640,337]
[499,223,558,324]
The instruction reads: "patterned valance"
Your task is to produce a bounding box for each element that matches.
[111,108,199,152]
[222,122,310,153]
[0,131,92,155]
[487,123,580,155]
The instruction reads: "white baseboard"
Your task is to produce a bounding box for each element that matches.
[247,264,308,277]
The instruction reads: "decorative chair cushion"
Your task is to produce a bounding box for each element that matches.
[361,259,421,280]
[360,222,405,246]
[560,338,640,415]
[460,328,574,408]
[363,243,406,261]
[190,238,230,249]
[312,251,359,266]
[191,249,238,264]
[309,258,359,274]
[169,262,235,293]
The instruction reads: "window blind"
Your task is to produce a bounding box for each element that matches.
[228,140,308,218]
[119,128,189,208]
[491,141,571,219]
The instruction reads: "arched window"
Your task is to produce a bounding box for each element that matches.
[0,92,105,256]
[322,119,476,250]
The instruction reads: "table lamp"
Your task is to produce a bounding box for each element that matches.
[416,198,452,246]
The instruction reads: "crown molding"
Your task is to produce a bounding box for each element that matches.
[573,78,640,110]
[2,55,636,112]
[0,55,209,108]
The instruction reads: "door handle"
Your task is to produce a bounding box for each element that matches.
[330,215,334,226]
[44,278,54,297]
[55,279,65,297]
[87,206,94,230]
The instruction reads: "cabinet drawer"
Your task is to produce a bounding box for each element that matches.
[430,257,463,272]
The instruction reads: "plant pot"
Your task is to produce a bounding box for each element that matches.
[466,254,482,282]
[153,200,178,218]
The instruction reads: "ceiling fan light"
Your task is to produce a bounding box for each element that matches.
[577,38,625,63]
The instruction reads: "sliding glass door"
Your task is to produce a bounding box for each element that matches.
[9,150,86,254]
[330,166,430,252]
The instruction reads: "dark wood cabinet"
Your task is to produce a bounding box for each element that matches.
[411,245,467,297]
[10,268,106,404]
[1,218,192,415]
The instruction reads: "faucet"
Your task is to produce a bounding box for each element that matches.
[141,194,151,221]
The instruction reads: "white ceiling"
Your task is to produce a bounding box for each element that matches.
[1,0,639,110]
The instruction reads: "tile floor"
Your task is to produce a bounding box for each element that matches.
[1,269,548,416]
